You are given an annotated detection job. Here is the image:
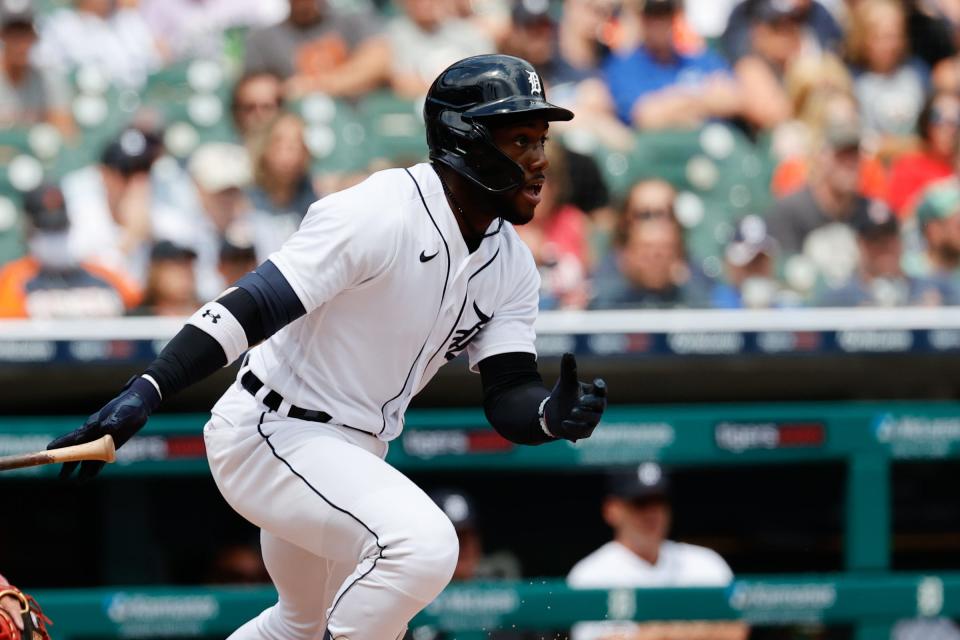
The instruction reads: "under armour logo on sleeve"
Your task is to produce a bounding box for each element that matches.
[202,309,222,324]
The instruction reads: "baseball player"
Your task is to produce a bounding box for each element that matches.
[47,54,608,640]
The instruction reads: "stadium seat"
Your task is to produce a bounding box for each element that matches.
[293,93,373,174]
[0,192,24,266]
[593,124,776,269]
[358,91,429,167]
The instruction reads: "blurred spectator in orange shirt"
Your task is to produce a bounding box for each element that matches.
[243,0,390,100]
[771,89,888,200]
[132,240,199,316]
[0,184,140,318]
[766,103,865,255]
[388,0,493,99]
[0,0,74,137]
[886,91,960,218]
[230,72,284,147]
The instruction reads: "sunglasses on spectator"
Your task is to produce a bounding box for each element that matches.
[236,101,280,115]
[931,109,960,126]
[629,206,675,221]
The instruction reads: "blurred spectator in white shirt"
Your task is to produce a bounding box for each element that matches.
[388,0,493,99]
[451,0,511,48]
[61,127,158,283]
[893,618,960,640]
[815,198,943,307]
[140,0,284,62]
[0,0,73,136]
[243,0,389,100]
[568,464,747,640]
[33,0,161,89]
[683,0,740,39]
[151,142,254,300]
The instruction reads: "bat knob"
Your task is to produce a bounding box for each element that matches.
[102,435,117,463]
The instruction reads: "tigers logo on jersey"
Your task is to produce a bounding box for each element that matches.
[527,70,542,96]
[444,302,493,361]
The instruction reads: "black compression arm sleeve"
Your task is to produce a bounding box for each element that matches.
[143,288,265,398]
[144,325,227,398]
[479,352,553,445]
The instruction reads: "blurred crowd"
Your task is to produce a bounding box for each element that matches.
[7,0,960,316]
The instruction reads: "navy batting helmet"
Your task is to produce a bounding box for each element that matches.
[424,54,574,194]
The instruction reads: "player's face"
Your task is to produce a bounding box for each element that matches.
[489,119,550,225]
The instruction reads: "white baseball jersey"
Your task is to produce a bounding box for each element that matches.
[567,540,734,640]
[245,162,540,440]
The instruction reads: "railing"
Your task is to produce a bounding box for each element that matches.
[4,307,960,363]
[30,574,960,640]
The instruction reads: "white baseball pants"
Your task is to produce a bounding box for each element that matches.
[203,383,459,640]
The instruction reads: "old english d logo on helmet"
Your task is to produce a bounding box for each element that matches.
[526,70,542,96]
[424,54,573,194]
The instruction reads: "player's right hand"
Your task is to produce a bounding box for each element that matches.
[46,376,161,480]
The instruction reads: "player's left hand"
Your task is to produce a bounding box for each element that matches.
[542,353,607,442]
[46,376,161,480]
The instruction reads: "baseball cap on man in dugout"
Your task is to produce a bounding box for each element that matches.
[606,463,671,502]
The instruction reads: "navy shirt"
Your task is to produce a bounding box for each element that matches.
[602,46,730,124]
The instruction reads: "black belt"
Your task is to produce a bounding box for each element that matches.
[241,371,334,423]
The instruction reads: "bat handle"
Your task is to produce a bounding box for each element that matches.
[98,435,117,464]
[48,434,117,465]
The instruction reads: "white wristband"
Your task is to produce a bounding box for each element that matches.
[140,374,162,400]
[187,301,249,365]
[538,395,556,439]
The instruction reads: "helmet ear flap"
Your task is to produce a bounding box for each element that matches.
[439,110,483,154]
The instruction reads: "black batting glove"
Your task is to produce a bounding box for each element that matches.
[46,376,161,480]
[540,353,607,442]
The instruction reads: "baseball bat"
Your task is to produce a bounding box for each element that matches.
[0,435,116,471]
